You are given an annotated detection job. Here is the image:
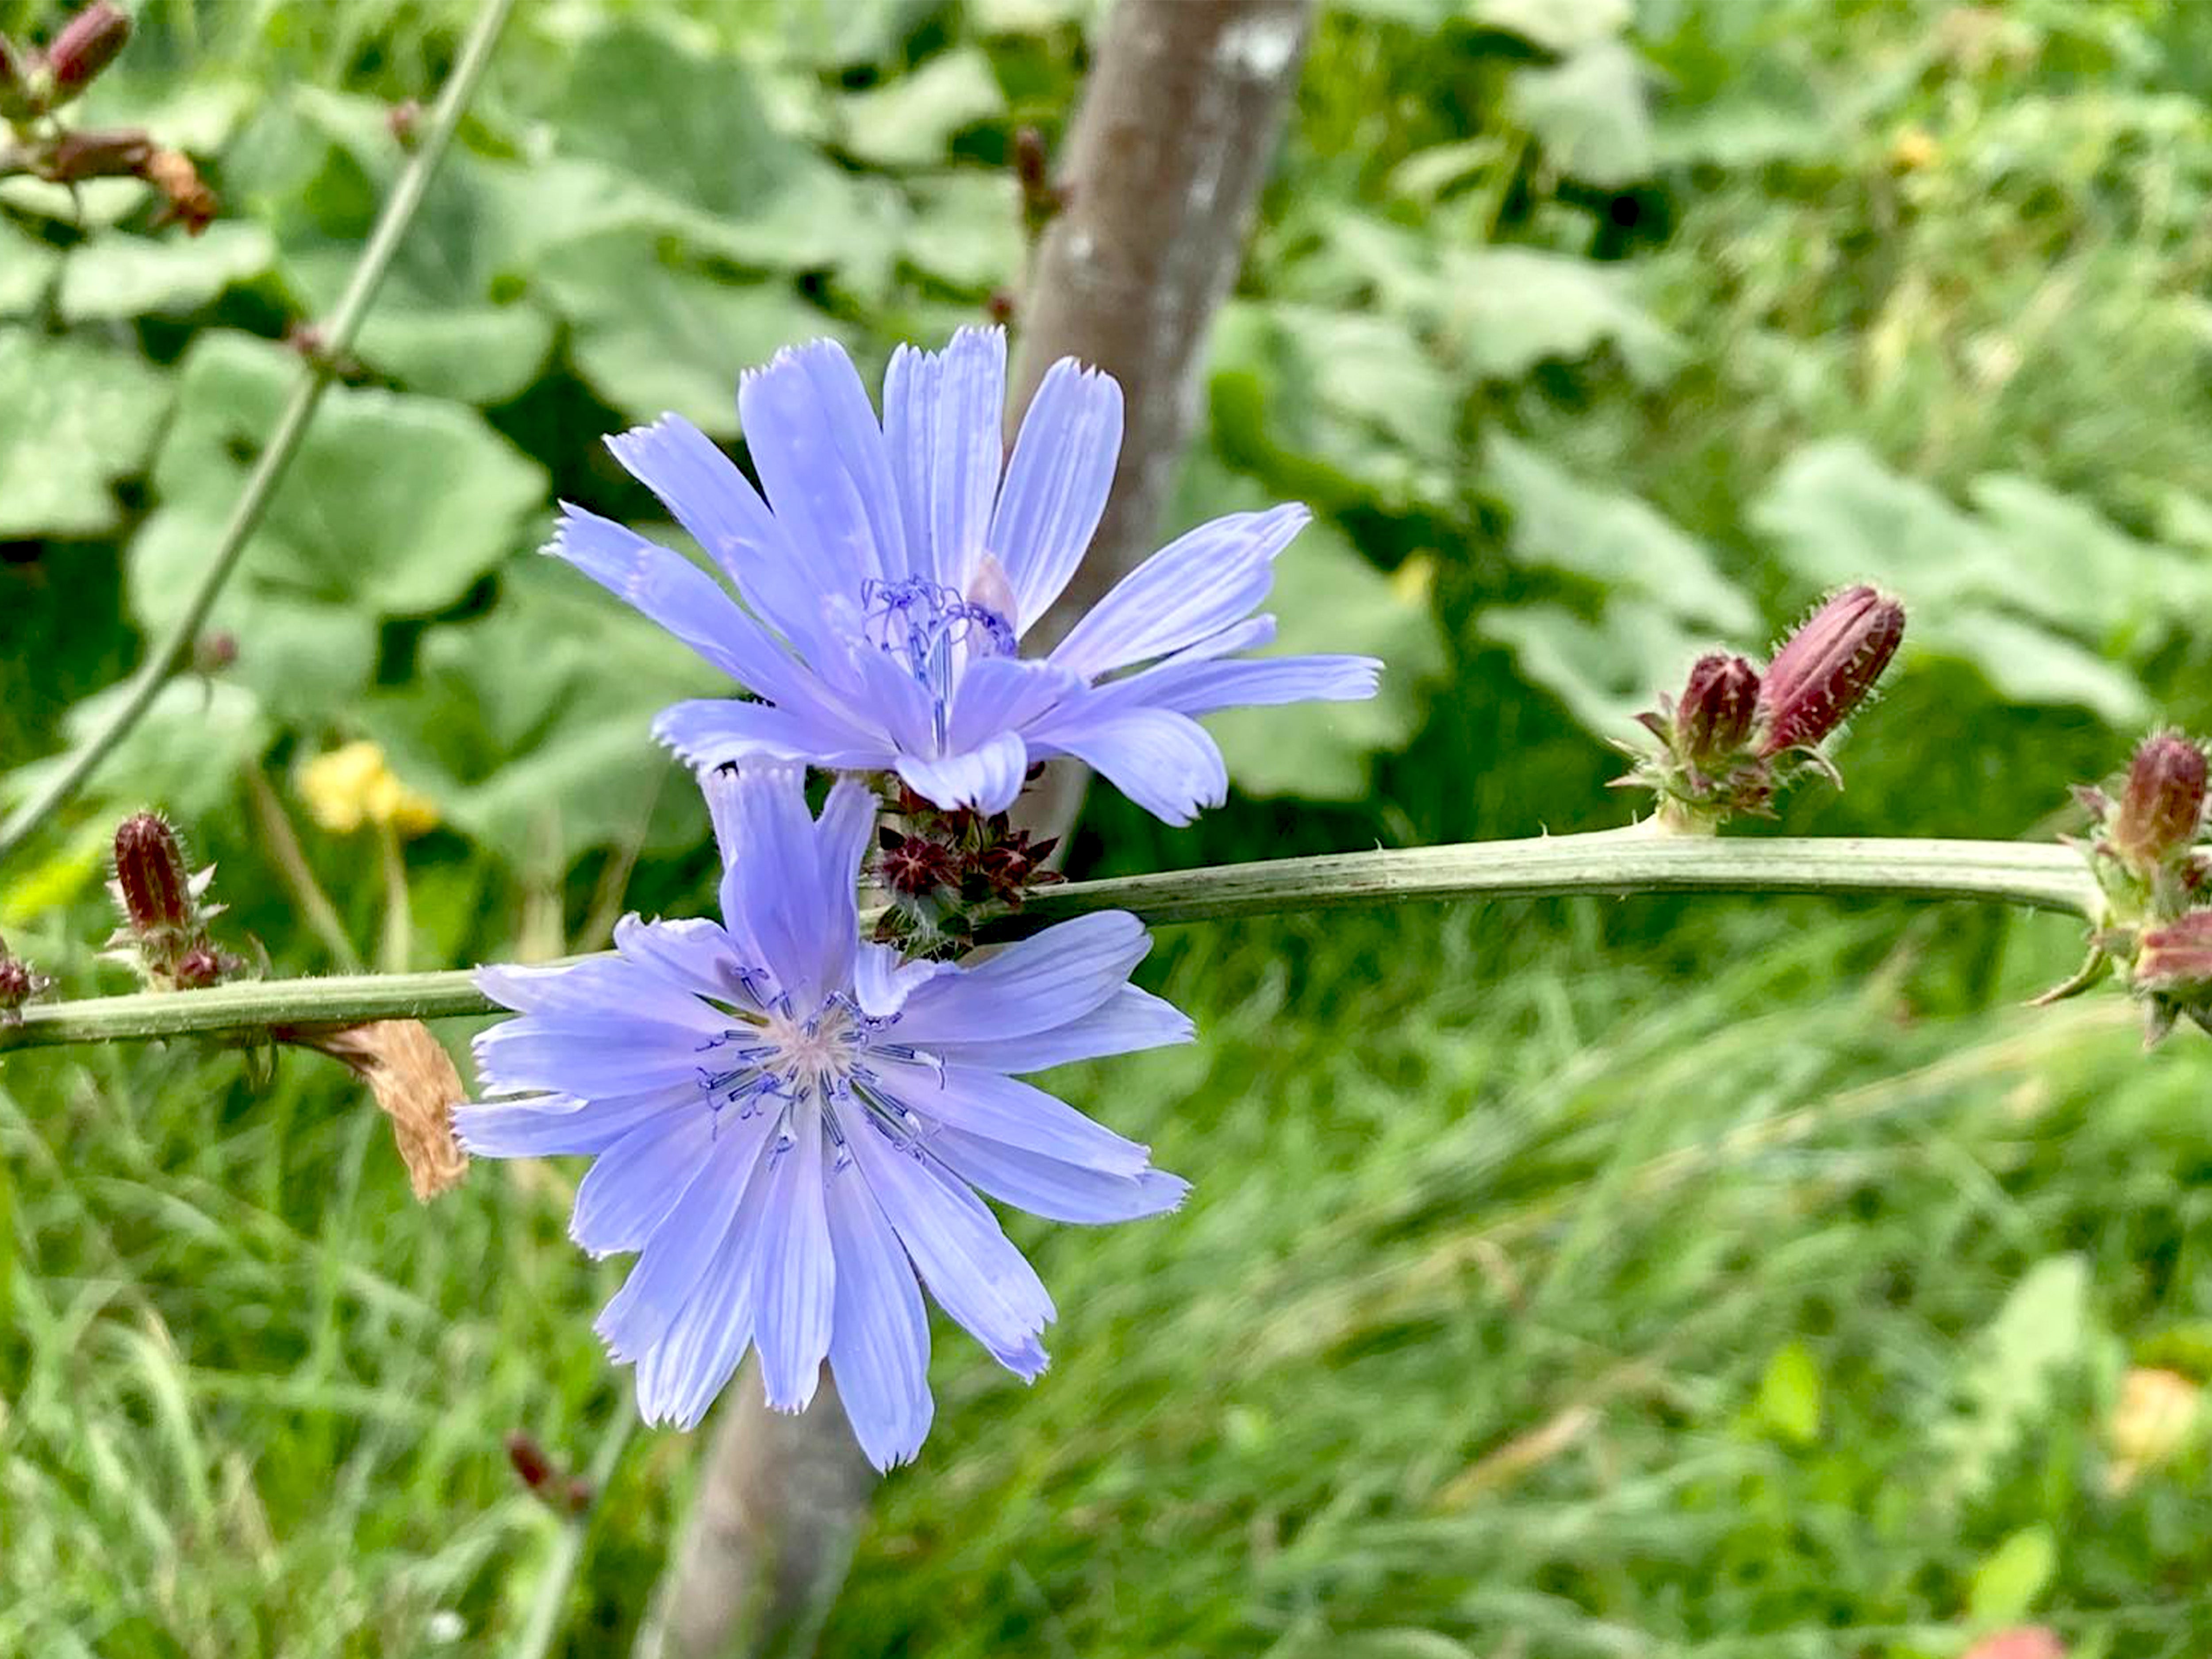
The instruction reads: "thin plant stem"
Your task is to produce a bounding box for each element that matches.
[244,771,361,972]
[376,820,412,974]
[0,0,521,868]
[0,834,2099,1051]
[509,1406,638,1659]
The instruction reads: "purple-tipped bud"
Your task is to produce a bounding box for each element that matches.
[113,811,193,939]
[1758,585,1906,755]
[2133,911,2212,995]
[2107,730,2208,879]
[1677,653,1761,768]
[46,2,129,97]
[173,944,228,989]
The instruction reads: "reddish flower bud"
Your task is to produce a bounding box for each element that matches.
[1676,653,1760,768]
[505,1430,556,1492]
[387,98,422,149]
[2106,729,2207,879]
[46,2,130,98]
[1758,585,1906,754]
[173,944,228,989]
[2133,910,2212,995]
[113,811,194,939]
[0,936,52,1020]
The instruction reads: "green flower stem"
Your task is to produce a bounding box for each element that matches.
[0,835,2097,1052]
[0,0,521,868]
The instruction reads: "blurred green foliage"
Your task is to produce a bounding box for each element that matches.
[5,0,2212,1654]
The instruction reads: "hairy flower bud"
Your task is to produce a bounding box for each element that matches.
[1676,653,1760,768]
[2107,730,2207,879]
[113,811,193,939]
[45,2,129,98]
[1757,586,1906,755]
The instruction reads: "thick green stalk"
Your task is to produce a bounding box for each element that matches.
[0,0,520,867]
[0,835,2097,1052]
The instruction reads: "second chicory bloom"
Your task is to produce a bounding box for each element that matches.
[551,326,1379,824]
[456,767,1191,1468]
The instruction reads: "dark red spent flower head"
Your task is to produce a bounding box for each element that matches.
[2108,729,2208,877]
[1676,653,1760,768]
[505,1431,556,1492]
[1758,585,1906,755]
[0,946,49,1012]
[46,1,130,96]
[879,833,958,898]
[113,811,193,937]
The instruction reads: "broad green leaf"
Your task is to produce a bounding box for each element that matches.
[349,304,557,407]
[1752,442,2158,720]
[134,331,545,623]
[362,558,726,864]
[537,237,843,436]
[1444,248,1685,385]
[899,173,1022,292]
[1484,433,1756,634]
[549,22,851,253]
[4,680,269,823]
[1211,300,1461,514]
[1474,0,1630,52]
[834,47,1006,168]
[0,328,173,538]
[1511,41,1655,186]
[56,224,279,321]
[1478,599,1714,737]
[126,510,377,718]
[0,226,60,316]
[1748,1341,1823,1447]
[1967,1526,2058,1626]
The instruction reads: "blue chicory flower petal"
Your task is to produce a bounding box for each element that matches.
[551,326,1381,820]
[457,766,1194,1464]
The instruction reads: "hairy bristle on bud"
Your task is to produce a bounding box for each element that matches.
[1677,653,1760,767]
[113,811,192,936]
[1757,585,1906,755]
[2108,729,2208,877]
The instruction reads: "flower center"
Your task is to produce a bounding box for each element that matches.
[861,574,1016,745]
[692,993,904,1131]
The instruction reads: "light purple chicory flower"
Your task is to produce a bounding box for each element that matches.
[456,767,1191,1467]
[550,326,1380,825]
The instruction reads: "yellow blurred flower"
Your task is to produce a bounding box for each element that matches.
[2106,1365,2202,1493]
[300,741,440,840]
[1889,126,1938,171]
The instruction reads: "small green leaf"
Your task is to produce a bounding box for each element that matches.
[1749,1341,1824,1447]
[538,238,844,435]
[0,226,60,317]
[1968,1526,2058,1626]
[130,332,546,653]
[1446,248,1685,385]
[351,304,557,407]
[0,328,173,538]
[1936,1254,2098,1500]
[835,47,1006,169]
[56,224,278,321]
[1474,0,1630,52]
[1511,41,1654,186]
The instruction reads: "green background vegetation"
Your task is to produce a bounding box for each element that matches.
[4,0,2212,1653]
